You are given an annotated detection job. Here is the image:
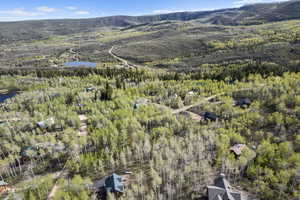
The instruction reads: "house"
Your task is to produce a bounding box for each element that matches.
[0,180,9,195]
[104,173,125,193]
[204,112,218,121]
[95,173,125,199]
[86,87,96,92]
[235,98,252,108]
[133,103,140,110]
[133,98,149,110]
[187,91,195,96]
[230,144,246,156]
[77,103,86,108]
[21,146,38,160]
[49,93,61,100]
[37,117,55,130]
[75,104,91,114]
[207,174,245,200]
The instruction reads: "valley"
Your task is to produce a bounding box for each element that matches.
[0,1,300,200]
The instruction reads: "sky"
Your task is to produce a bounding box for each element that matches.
[0,0,289,21]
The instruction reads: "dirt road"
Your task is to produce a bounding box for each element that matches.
[78,114,88,136]
[172,93,225,114]
[109,46,136,69]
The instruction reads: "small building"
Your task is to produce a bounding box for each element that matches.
[230,144,246,156]
[95,173,125,199]
[49,93,61,100]
[21,146,38,160]
[133,103,140,110]
[86,87,96,92]
[133,98,149,110]
[0,180,10,195]
[104,173,125,193]
[77,103,86,108]
[37,117,55,130]
[207,174,245,200]
[187,91,195,96]
[204,112,218,121]
[235,98,252,108]
[76,104,91,114]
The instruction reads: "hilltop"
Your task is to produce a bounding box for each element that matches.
[1,0,300,43]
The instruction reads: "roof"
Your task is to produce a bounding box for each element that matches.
[49,93,61,99]
[207,174,243,200]
[236,98,252,107]
[104,173,125,193]
[133,103,140,109]
[21,146,38,157]
[86,87,96,92]
[230,144,246,156]
[0,181,8,186]
[204,112,218,121]
[37,117,55,129]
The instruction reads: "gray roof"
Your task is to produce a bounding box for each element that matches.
[0,180,8,186]
[208,174,244,200]
[37,117,55,129]
[230,144,246,156]
[94,173,125,193]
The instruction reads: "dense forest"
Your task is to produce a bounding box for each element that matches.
[0,66,300,199]
[0,1,300,199]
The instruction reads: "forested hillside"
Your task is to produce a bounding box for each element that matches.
[0,0,300,200]
[1,0,300,43]
[0,67,300,200]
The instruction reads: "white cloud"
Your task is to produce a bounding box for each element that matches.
[234,0,289,7]
[152,9,186,14]
[152,7,219,15]
[0,8,42,17]
[36,6,56,13]
[75,10,90,15]
[66,6,78,11]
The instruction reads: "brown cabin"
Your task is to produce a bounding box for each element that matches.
[0,181,10,195]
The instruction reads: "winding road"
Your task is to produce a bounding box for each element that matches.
[155,85,265,121]
[47,114,88,199]
[109,46,137,69]
[172,93,225,114]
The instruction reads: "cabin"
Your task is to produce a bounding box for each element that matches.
[187,91,195,96]
[37,117,55,130]
[49,93,61,100]
[133,103,140,110]
[207,174,245,200]
[21,146,38,161]
[0,181,9,195]
[77,103,86,108]
[95,173,125,199]
[235,98,252,108]
[230,144,246,157]
[203,112,218,121]
[76,104,91,114]
[133,98,149,110]
[86,87,96,92]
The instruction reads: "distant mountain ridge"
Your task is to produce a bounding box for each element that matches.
[0,0,300,43]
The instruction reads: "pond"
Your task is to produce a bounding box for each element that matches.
[64,61,97,68]
[0,92,17,103]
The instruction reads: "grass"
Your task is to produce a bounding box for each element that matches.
[98,31,157,43]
